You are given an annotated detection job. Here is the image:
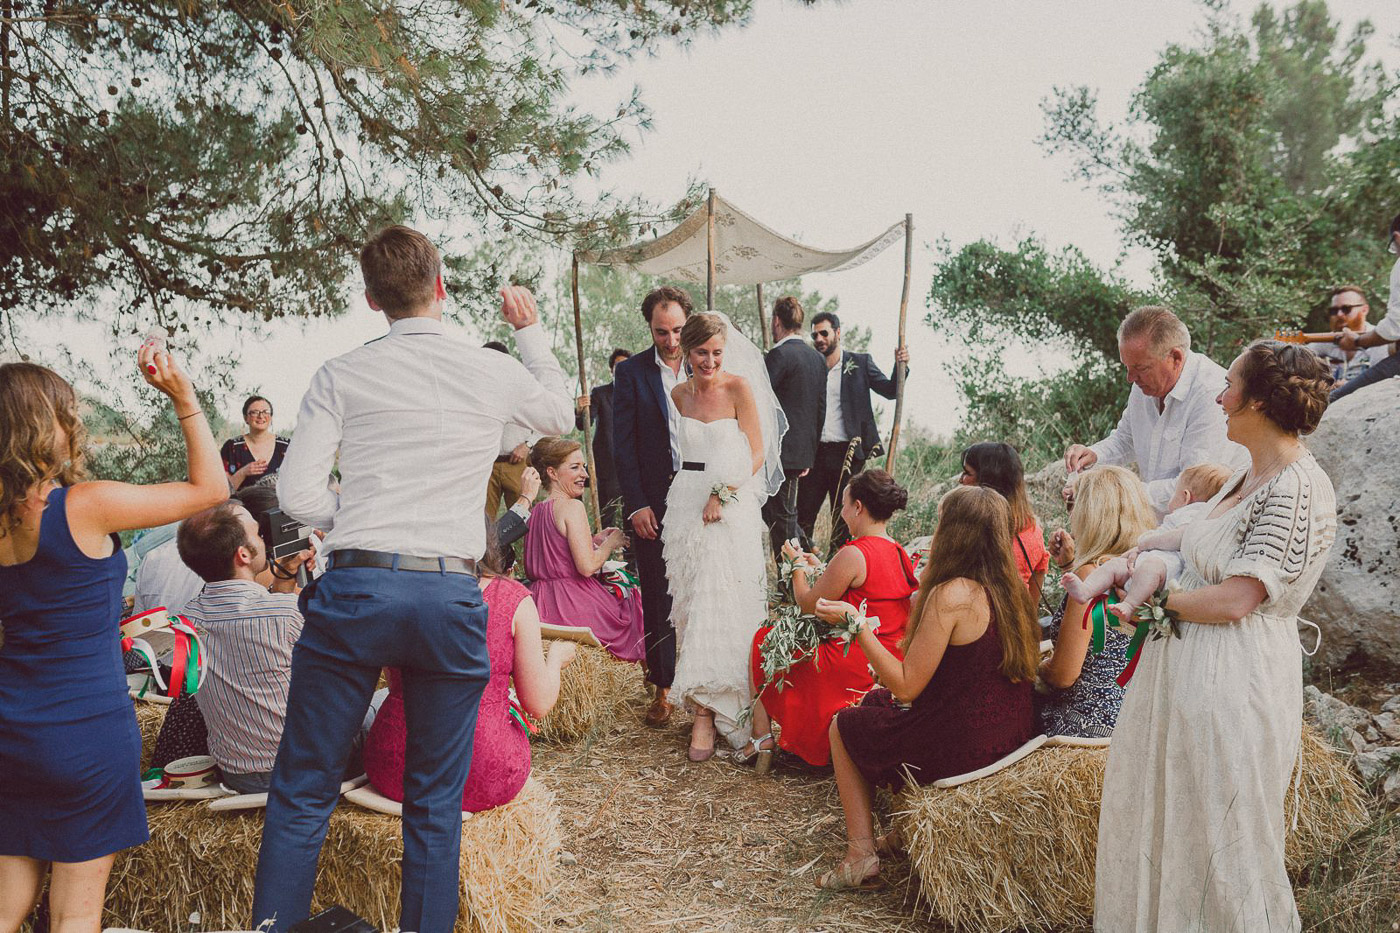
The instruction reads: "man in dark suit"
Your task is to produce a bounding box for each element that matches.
[798,310,909,556]
[611,286,692,726]
[761,295,827,561]
[577,347,631,532]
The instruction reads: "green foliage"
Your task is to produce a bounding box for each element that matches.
[0,0,768,335]
[929,0,1399,470]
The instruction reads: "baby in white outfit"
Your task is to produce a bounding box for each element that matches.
[1061,463,1233,623]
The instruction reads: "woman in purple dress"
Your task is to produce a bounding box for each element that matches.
[0,348,227,930]
[523,437,645,662]
[816,485,1041,890]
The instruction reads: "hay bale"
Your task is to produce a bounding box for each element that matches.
[894,727,1367,933]
[106,776,560,933]
[533,645,636,745]
[133,700,166,773]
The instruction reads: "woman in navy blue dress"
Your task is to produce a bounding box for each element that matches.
[0,346,227,932]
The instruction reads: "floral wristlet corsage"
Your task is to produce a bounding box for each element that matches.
[710,482,738,505]
[832,600,880,654]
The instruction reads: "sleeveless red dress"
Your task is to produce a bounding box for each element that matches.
[749,536,919,766]
[363,577,531,812]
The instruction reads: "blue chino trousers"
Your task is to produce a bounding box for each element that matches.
[250,564,490,933]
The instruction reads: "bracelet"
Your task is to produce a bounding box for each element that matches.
[177,410,204,422]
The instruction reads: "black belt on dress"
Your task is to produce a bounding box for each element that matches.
[327,548,478,576]
[681,461,706,471]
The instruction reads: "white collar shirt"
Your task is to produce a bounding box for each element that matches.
[277,316,574,559]
[773,333,801,348]
[1373,256,1400,342]
[657,350,688,470]
[1089,350,1248,516]
[820,358,848,443]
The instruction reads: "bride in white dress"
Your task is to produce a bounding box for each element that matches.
[663,312,786,760]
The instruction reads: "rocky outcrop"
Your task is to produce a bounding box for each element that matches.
[1305,378,1400,673]
[1305,685,1400,806]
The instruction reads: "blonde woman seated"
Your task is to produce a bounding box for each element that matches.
[1035,465,1155,738]
[818,486,1041,889]
[523,437,645,662]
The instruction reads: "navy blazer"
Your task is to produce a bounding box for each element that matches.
[765,337,828,472]
[835,350,902,459]
[611,346,676,518]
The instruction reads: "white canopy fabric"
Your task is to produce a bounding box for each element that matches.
[577,194,908,287]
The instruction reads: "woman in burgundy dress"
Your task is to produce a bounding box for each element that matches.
[817,485,1041,889]
[743,470,918,770]
[363,527,575,812]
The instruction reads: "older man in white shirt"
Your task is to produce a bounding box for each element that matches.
[251,226,574,933]
[1064,306,1247,516]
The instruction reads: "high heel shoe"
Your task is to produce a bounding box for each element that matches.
[734,733,775,774]
[687,709,716,762]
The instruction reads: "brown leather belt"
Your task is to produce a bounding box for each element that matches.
[326,548,478,576]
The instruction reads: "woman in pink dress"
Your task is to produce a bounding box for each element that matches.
[523,437,645,662]
[363,531,575,812]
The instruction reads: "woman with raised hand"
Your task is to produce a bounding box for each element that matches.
[958,441,1049,607]
[523,436,644,662]
[221,394,290,491]
[1096,341,1337,931]
[742,469,919,772]
[1035,465,1156,738]
[817,485,1040,890]
[0,345,227,933]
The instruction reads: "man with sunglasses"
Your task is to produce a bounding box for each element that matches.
[1331,213,1400,402]
[1311,285,1389,384]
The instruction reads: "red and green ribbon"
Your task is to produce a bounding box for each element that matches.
[1080,595,1109,654]
[1115,621,1151,688]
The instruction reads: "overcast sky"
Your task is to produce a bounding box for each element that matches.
[26,0,1400,440]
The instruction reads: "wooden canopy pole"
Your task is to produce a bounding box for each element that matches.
[706,188,716,312]
[757,283,769,350]
[571,253,601,521]
[884,213,914,476]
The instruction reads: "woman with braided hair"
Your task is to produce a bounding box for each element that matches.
[1095,340,1337,932]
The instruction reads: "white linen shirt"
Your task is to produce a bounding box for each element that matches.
[657,351,687,471]
[1089,351,1247,516]
[278,316,574,560]
[819,361,847,443]
[1373,255,1400,342]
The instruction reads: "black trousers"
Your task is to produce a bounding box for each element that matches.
[797,441,863,558]
[762,469,808,562]
[634,502,675,689]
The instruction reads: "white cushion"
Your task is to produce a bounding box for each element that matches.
[931,734,1049,789]
[1044,734,1112,748]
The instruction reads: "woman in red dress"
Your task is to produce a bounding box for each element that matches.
[741,470,918,771]
[959,442,1048,607]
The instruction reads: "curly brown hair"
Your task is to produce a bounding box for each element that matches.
[0,363,87,534]
[1235,340,1333,436]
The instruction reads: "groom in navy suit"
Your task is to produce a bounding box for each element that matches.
[612,285,693,727]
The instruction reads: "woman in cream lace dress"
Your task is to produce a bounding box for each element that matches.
[1095,341,1337,932]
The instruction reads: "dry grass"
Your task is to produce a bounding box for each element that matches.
[133,699,166,772]
[529,679,924,931]
[893,728,1370,933]
[105,778,559,933]
[534,645,639,745]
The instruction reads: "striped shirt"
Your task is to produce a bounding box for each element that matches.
[182,580,302,775]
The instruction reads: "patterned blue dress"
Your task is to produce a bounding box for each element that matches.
[1035,595,1129,738]
[0,486,148,861]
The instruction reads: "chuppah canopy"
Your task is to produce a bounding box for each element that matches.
[576,193,908,287]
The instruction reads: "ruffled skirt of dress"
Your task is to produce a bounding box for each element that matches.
[663,473,767,749]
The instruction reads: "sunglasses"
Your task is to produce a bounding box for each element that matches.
[1328,304,1364,315]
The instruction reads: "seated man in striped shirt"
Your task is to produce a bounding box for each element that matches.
[176,500,324,794]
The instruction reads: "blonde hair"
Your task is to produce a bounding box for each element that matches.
[1118,305,1191,356]
[1070,466,1157,568]
[1177,463,1232,504]
[679,312,726,359]
[0,363,87,534]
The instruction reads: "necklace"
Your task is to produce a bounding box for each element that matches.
[1228,445,1303,503]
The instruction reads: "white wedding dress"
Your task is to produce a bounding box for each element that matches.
[663,415,768,749]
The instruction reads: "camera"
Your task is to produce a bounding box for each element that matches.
[258,507,314,586]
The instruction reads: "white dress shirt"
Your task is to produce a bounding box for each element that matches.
[772,333,801,349]
[278,316,574,560]
[657,351,687,471]
[1374,255,1400,342]
[819,360,847,443]
[1089,351,1248,515]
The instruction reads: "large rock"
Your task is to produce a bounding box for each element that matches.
[1305,378,1400,673]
